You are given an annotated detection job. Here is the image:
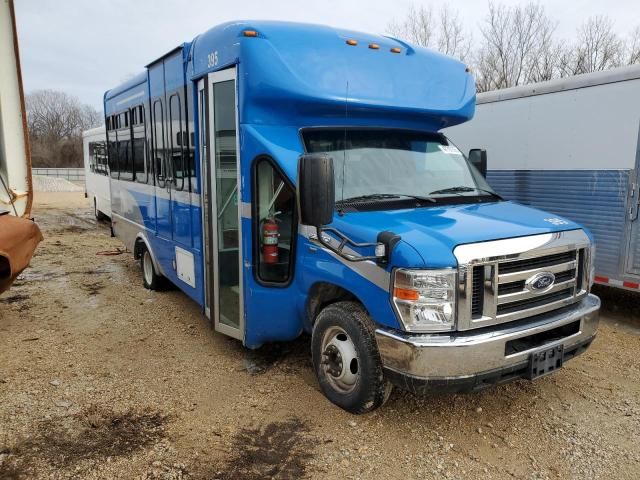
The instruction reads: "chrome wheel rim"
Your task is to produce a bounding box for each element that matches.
[143,251,153,285]
[320,326,359,393]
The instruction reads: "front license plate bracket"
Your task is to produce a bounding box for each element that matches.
[528,344,564,380]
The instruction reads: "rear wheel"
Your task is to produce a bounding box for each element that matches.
[312,301,392,414]
[141,248,160,290]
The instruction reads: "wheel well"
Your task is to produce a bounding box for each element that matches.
[133,238,147,260]
[306,282,361,330]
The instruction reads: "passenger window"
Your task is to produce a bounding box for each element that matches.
[108,129,118,178]
[254,158,296,284]
[153,100,166,188]
[169,94,184,191]
[132,105,146,182]
[118,139,133,181]
[88,142,96,172]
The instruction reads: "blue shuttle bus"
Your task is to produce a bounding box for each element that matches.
[104,21,600,413]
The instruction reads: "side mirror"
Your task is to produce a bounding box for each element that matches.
[468,149,487,178]
[298,154,335,227]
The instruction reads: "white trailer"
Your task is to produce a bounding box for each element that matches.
[82,126,111,219]
[445,65,640,291]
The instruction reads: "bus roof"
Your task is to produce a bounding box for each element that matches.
[82,125,105,138]
[104,71,147,101]
[191,20,475,128]
[105,20,476,130]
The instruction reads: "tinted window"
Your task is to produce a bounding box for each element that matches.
[108,130,118,178]
[89,141,108,175]
[118,139,133,180]
[152,100,166,188]
[254,158,296,284]
[132,105,146,182]
[169,94,184,190]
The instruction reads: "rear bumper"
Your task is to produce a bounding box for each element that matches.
[375,294,600,394]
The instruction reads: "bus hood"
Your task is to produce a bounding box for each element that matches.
[331,201,585,268]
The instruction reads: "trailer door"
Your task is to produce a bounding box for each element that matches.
[625,124,640,276]
[204,67,243,340]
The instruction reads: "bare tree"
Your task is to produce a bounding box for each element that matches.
[390,2,638,93]
[557,16,626,76]
[627,26,640,65]
[386,4,471,61]
[387,4,435,48]
[437,5,472,61]
[26,90,101,167]
[474,2,558,91]
[572,16,624,73]
[26,90,100,141]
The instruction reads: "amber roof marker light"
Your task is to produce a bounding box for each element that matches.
[243,30,258,37]
[390,47,402,54]
[346,39,358,46]
[368,43,380,50]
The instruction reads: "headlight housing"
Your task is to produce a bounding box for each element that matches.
[392,268,457,332]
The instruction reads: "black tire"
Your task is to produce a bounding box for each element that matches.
[141,248,161,290]
[312,301,392,414]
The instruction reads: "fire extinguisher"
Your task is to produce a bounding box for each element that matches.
[262,217,279,264]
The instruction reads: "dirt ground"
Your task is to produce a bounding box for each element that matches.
[1,192,639,480]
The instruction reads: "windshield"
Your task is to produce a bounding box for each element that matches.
[303,129,498,207]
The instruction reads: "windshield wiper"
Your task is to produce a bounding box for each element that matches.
[338,193,436,203]
[428,186,503,199]
[338,193,437,204]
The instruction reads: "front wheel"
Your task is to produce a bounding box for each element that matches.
[312,301,392,414]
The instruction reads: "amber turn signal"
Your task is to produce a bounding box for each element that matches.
[394,287,420,301]
[243,30,258,37]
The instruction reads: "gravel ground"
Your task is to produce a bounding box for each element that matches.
[0,192,639,479]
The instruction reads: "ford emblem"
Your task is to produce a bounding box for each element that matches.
[526,272,556,293]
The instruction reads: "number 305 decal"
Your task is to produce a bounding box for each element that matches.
[207,51,218,68]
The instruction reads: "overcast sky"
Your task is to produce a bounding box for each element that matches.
[14,0,639,111]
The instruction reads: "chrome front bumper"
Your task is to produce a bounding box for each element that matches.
[375,294,600,393]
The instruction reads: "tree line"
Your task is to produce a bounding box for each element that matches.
[387,1,640,92]
[26,90,101,168]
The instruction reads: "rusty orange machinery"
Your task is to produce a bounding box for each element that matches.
[0,213,43,294]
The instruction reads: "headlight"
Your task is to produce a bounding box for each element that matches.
[392,268,456,332]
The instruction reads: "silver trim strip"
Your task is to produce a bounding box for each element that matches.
[299,225,390,291]
[498,259,577,283]
[497,279,576,305]
[208,67,243,342]
[496,292,585,323]
[454,230,587,265]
